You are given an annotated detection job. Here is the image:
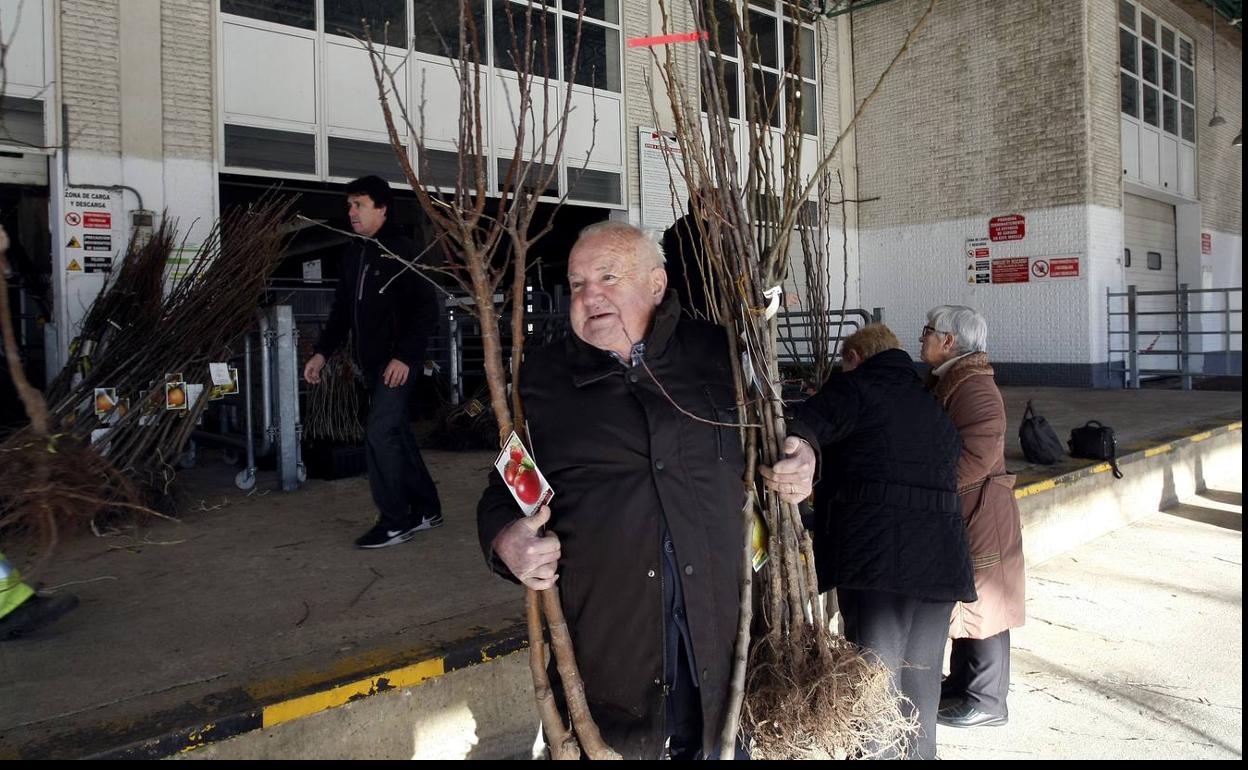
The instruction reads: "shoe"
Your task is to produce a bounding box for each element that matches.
[936,702,1008,728]
[0,594,80,640]
[355,523,418,549]
[411,512,444,531]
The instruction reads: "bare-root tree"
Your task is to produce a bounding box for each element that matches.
[356,1,616,759]
[645,0,939,758]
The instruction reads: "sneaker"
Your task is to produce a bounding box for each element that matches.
[1,593,80,640]
[412,512,444,531]
[354,523,418,549]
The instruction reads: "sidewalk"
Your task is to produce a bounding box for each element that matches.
[938,480,1243,759]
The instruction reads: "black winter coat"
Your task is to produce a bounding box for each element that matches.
[477,293,745,759]
[792,348,976,602]
[313,220,438,374]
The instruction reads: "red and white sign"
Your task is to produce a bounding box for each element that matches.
[1048,257,1080,277]
[991,258,1030,284]
[1201,232,1212,255]
[989,214,1026,242]
[83,212,112,229]
[65,212,81,227]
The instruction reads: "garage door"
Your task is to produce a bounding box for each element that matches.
[1123,193,1179,374]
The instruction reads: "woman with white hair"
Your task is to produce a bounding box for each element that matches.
[919,305,1025,730]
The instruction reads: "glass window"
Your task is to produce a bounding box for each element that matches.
[784,23,816,80]
[1181,104,1195,142]
[786,77,817,135]
[561,0,619,24]
[702,59,741,119]
[1119,0,1135,28]
[224,124,316,174]
[0,96,45,147]
[711,1,738,58]
[328,136,406,182]
[1180,65,1194,104]
[749,68,780,127]
[1120,28,1137,73]
[567,167,622,203]
[1140,12,1156,42]
[1124,248,1132,267]
[1163,95,1177,135]
[1161,27,1174,54]
[420,147,481,190]
[1141,43,1157,84]
[1178,38,1193,67]
[493,1,557,78]
[1142,84,1159,126]
[1121,73,1139,117]
[1162,55,1175,94]
[324,0,406,43]
[1147,251,1162,270]
[413,0,487,61]
[498,158,559,197]
[563,20,621,91]
[221,0,315,29]
[747,10,778,68]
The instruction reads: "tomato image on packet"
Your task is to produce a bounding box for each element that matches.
[494,430,554,516]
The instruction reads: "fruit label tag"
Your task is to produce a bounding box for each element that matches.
[494,430,554,517]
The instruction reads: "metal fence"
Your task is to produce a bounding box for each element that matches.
[1107,284,1242,389]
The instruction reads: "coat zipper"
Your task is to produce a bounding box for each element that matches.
[353,242,367,358]
[703,386,723,460]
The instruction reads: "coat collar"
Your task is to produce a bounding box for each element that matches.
[568,290,682,387]
[929,351,994,406]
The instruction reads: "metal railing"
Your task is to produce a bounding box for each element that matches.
[775,308,883,367]
[1107,284,1242,389]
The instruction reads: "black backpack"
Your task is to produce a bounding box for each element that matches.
[1019,401,1064,465]
[1068,420,1124,479]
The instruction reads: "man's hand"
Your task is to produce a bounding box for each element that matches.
[382,358,410,388]
[303,353,326,385]
[760,436,817,504]
[493,505,561,590]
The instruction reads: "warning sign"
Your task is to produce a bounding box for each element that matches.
[1201,233,1212,255]
[989,214,1026,242]
[84,256,113,274]
[65,212,82,227]
[1046,256,1080,278]
[67,258,83,273]
[991,258,1030,284]
[67,236,82,249]
[1031,260,1050,278]
[965,238,991,285]
[83,212,112,229]
[83,234,112,252]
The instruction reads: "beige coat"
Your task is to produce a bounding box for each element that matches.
[931,353,1026,639]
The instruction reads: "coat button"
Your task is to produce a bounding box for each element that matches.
[664,540,674,553]
[628,372,639,383]
[674,607,685,620]
[684,565,694,576]
[647,569,656,578]
[655,459,665,471]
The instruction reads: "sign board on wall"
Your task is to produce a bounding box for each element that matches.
[1201,232,1212,255]
[989,214,1026,242]
[964,236,1081,285]
[965,238,991,284]
[63,187,121,274]
[638,127,691,233]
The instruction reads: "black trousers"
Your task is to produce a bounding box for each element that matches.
[941,631,1011,717]
[838,587,953,761]
[365,369,441,529]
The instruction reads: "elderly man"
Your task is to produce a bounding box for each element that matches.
[477,221,751,759]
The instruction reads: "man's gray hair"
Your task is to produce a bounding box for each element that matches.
[926,305,988,354]
[577,220,666,267]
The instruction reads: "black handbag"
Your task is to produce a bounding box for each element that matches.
[1019,401,1064,465]
[1068,420,1123,479]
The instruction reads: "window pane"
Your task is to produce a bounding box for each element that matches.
[1124,248,1131,267]
[567,167,622,204]
[1181,104,1195,142]
[1180,65,1194,103]
[1162,54,1175,94]
[1120,73,1139,117]
[710,1,738,58]
[1179,38,1193,66]
[224,124,315,173]
[493,1,557,78]
[1140,12,1155,42]
[1142,85,1158,126]
[1119,0,1134,28]
[1120,29,1137,72]
[786,78,817,135]
[1161,26,1174,54]
[413,0,487,61]
[1147,251,1162,270]
[561,0,618,24]
[749,68,780,128]
[324,0,406,43]
[1141,43,1157,84]
[747,10,778,69]
[702,59,741,119]
[0,96,45,146]
[1163,95,1177,134]
[328,136,406,182]
[421,147,481,190]
[564,20,621,91]
[498,158,559,197]
[783,23,816,80]
[221,0,314,29]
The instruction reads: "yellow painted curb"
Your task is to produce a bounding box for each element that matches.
[262,657,445,728]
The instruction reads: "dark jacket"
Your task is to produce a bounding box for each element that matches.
[792,348,976,602]
[477,292,745,760]
[313,220,438,374]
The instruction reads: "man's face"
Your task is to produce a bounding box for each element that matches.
[347,194,386,237]
[568,233,667,358]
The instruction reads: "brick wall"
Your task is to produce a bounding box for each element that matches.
[61,0,122,155]
[161,0,214,161]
